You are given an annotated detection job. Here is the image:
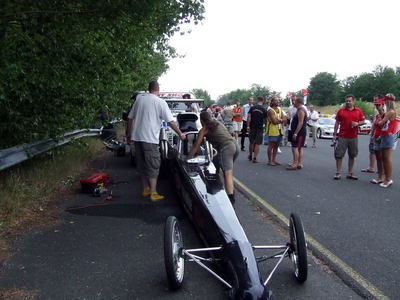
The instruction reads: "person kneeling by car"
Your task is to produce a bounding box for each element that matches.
[187,112,239,205]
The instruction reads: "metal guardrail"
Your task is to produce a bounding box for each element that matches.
[0,128,103,172]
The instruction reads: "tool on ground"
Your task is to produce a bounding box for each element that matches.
[93,183,112,197]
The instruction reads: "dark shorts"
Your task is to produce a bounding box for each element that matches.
[134,141,161,178]
[249,128,263,145]
[369,140,375,154]
[334,137,358,158]
[372,138,381,152]
[288,131,306,148]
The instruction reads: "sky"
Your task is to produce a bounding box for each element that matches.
[159,0,399,100]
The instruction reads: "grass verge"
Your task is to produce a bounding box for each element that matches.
[0,122,126,298]
[0,138,107,299]
[0,137,105,226]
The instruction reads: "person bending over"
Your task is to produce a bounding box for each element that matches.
[187,112,239,205]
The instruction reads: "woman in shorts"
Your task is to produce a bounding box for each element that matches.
[370,100,385,184]
[187,111,239,204]
[377,93,397,187]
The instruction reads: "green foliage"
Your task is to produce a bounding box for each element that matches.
[217,89,248,106]
[354,100,374,119]
[0,0,205,149]
[341,65,400,103]
[348,73,376,101]
[307,72,341,106]
[372,65,399,96]
[191,88,212,106]
[217,84,275,106]
[0,136,104,224]
[308,66,400,106]
[249,83,273,99]
[280,98,290,107]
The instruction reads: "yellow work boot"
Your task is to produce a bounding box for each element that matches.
[142,187,151,197]
[150,192,164,202]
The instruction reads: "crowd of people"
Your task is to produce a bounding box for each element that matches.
[332,93,398,188]
[126,82,398,205]
[366,93,397,187]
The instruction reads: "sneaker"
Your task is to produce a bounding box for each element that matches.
[241,147,245,151]
[150,192,164,202]
[277,147,282,153]
[142,187,151,197]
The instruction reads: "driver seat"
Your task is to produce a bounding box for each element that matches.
[177,113,198,133]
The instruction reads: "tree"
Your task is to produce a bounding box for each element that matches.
[372,65,399,96]
[218,88,249,106]
[191,88,212,107]
[216,84,276,107]
[340,65,400,102]
[0,0,205,148]
[347,73,375,101]
[341,76,358,96]
[249,83,274,100]
[307,72,341,106]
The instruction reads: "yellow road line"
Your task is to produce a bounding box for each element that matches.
[234,177,390,300]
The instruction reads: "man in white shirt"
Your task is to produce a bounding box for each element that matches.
[240,97,254,151]
[127,81,186,201]
[305,105,319,148]
[286,95,298,128]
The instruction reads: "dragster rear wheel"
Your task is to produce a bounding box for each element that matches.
[289,213,308,283]
[164,216,185,289]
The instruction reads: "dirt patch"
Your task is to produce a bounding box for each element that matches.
[0,151,110,299]
[0,152,108,262]
[0,288,38,300]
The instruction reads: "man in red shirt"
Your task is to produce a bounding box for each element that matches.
[332,94,365,180]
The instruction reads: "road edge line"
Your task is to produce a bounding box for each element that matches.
[233,176,390,300]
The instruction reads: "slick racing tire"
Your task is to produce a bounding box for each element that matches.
[164,216,185,289]
[289,213,308,283]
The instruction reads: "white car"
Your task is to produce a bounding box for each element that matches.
[315,117,336,139]
[358,120,372,134]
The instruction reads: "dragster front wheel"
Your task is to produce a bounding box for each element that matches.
[164,216,185,289]
[289,213,308,283]
[160,140,169,159]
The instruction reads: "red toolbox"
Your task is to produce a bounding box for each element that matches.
[80,173,109,194]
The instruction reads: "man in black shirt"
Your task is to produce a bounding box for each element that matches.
[247,96,268,163]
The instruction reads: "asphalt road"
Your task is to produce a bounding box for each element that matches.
[233,133,399,300]
[1,133,396,299]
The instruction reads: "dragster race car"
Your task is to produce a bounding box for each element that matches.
[160,110,308,299]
